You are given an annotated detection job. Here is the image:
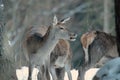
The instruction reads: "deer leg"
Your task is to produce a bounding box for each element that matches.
[65,63,72,80]
[28,64,33,80]
[37,60,50,80]
[37,71,41,80]
[77,67,86,80]
[45,67,50,80]
[56,67,65,80]
[77,70,80,80]
[44,60,51,80]
[37,66,44,80]
[50,66,58,80]
[67,71,72,80]
[43,65,50,80]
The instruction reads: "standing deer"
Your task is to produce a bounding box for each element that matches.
[77,31,118,80]
[24,16,77,80]
[50,39,72,80]
[81,31,97,64]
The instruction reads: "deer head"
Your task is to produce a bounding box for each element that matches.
[51,15,77,41]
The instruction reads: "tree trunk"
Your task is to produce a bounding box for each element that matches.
[114,0,120,56]
[103,0,110,33]
[0,0,4,55]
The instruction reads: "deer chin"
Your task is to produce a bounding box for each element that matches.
[69,36,77,41]
[70,38,76,41]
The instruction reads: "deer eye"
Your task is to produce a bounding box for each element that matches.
[60,27,64,29]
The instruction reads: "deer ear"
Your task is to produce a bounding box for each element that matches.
[53,15,58,26]
[61,17,70,24]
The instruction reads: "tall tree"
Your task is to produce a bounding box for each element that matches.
[103,0,110,33]
[0,0,4,56]
[114,0,120,56]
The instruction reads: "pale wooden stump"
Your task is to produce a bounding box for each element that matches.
[64,69,78,80]
[31,68,39,80]
[84,68,99,80]
[16,67,39,80]
[16,66,29,80]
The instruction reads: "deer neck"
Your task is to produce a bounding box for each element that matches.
[38,26,58,56]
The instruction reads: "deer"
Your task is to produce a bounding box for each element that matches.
[25,27,72,80]
[50,39,72,80]
[81,31,97,64]
[77,31,119,80]
[23,16,77,80]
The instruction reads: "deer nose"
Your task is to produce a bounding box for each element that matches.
[70,33,77,37]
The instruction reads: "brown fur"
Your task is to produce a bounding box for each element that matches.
[77,31,118,80]
[22,16,76,80]
[51,39,71,60]
[24,26,51,54]
[23,16,76,80]
[28,27,72,80]
[50,39,72,80]
[81,31,96,48]
[81,31,97,63]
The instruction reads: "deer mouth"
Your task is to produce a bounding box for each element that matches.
[70,35,77,41]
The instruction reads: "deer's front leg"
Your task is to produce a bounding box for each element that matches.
[28,64,34,80]
[37,66,44,80]
[56,67,65,80]
[77,67,86,80]
[65,64,72,80]
[50,66,58,80]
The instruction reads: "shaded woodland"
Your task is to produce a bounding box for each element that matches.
[0,0,116,80]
